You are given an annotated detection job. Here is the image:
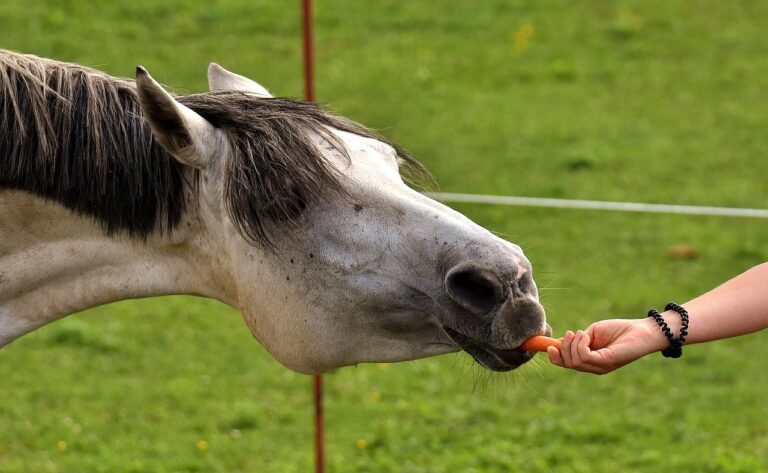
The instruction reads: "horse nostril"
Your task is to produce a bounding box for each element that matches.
[445,264,505,315]
[517,270,535,296]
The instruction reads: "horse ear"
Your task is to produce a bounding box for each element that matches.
[207,63,273,98]
[135,66,220,169]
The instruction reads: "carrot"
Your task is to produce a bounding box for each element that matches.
[520,335,562,352]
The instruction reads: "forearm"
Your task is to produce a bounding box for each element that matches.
[658,262,768,346]
[550,263,768,374]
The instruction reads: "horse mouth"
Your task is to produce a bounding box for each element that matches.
[442,327,536,372]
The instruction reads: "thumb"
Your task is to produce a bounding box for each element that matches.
[547,346,563,366]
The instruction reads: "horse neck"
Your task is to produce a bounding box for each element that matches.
[0,190,233,348]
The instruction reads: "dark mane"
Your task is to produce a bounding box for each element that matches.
[0,50,425,244]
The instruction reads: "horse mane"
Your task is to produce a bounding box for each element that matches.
[0,50,425,244]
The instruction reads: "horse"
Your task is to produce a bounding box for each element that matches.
[0,50,549,374]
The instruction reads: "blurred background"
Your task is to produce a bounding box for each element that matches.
[2,1,767,472]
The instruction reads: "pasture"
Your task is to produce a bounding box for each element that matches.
[1,1,767,472]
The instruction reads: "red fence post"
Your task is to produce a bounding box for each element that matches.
[301,3,323,473]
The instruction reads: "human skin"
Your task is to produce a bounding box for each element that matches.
[548,262,768,374]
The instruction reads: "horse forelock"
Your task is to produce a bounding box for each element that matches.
[0,50,427,245]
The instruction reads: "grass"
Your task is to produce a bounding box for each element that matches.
[2,0,768,471]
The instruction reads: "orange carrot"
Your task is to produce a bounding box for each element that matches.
[520,335,562,352]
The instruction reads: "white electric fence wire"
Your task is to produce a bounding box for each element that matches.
[423,192,768,219]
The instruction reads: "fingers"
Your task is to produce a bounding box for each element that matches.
[576,331,599,363]
[559,331,575,366]
[548,329,611,374]
[547,345,563,366]
[569,330,582,364]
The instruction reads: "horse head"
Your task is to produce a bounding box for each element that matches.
[135,65,549,374]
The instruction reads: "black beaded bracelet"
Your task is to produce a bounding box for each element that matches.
[647,302,689,358]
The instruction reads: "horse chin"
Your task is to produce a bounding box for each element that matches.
[442,327,536,372]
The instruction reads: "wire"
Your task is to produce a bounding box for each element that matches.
[424,192,768,218]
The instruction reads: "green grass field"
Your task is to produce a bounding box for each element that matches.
[2,1,767,472]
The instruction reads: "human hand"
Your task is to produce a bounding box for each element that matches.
[547,318,667,374]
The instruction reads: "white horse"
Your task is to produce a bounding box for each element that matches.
[0,51,549,374]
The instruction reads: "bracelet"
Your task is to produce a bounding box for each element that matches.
[647,302,689,358]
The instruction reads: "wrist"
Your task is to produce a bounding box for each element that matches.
[660,309,683,336]
[642,309,685,353]
[639,316,673,353]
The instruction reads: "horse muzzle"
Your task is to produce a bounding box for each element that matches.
[440,256,549,371]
